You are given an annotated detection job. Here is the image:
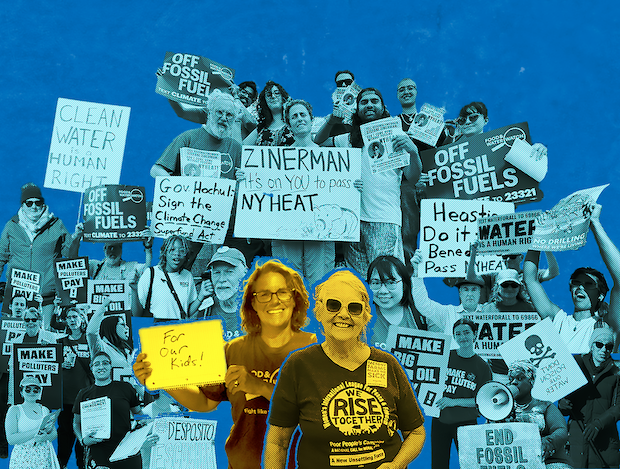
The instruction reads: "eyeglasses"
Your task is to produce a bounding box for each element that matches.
[456,113,482,125]
[24,386,42,393]
[24,318,39,323]
[24,200,43,208]
[324,299,364,316]
[594,342,614,352]
[253,289,294,303]
[502,255,520,260]
[265,89,282,98]
[214,109,235,122]
[397,85,417,93]
[336,79,354,88]
[369,279,402,290]
[501,282,520,289]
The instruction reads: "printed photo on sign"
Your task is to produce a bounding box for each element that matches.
[477,211,540,255]
[360,117,410,174]
[155,52,235,106]
[82,184,147,242]
[180,147,222,178]
[406,103,446,147]
[419,199,514,277]
[420,122,543,204]
[44,98,130,193]
[235,146,361,241]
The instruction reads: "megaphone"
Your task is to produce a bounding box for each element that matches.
[475,381,519,422]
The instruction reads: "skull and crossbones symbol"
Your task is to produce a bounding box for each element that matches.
[525,334,556,367]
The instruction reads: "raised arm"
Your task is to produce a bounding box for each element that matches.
[523,250,560,320]
[395,134,422,184]
[539,251,560,282]
[168,99,206,124]
[314,114,343,145]
[465,241,485,286]
[85,297,111,355]
[590,204,620,332]
[62,222,83,259]
[263,424,296,469]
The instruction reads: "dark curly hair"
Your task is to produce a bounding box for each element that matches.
[349,88,390,148]
[240,259,309,334]
[256,81,290,132]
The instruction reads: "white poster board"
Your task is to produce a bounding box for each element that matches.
[360,117,410,174]
[80,396,112,440]
[149,417,217,469]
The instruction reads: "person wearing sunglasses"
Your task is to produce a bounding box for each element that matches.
[503,360,571,469]
[134,259,316,469]
[432,318,492,469]
[524,204,620,354]
[312,70,356,144]
[6,376,60,469]
[265,269,425,469]
[0,183,81,331]
[367,255,427,351]
[482,269,535,313]
[243,81,295,147]
[559,326,620,468]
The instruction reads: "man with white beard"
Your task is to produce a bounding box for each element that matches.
[199,246,247,340]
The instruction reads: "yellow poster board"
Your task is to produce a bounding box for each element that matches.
[138,319,227,391]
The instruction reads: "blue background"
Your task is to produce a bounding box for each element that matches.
[2,1,619,467]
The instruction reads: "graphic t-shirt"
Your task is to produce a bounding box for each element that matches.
[270,344,424,468]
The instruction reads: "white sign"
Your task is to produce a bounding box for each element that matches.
[498,318,588,402]
[406,103,446,147]
[180,147,221,178]
[45,98,130,193]
[360,117,410,174]
[149,417,217,469]
[153,176,236,244]
[235,146,361,241]
[419,199,514,277]
[80,396,112,440]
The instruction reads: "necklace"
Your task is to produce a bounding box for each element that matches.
[514,399,532,412]
[401,113,416,125]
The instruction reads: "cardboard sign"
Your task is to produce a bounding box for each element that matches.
[152,176,236,244]
[386,327,451,418]
[463,311,540,359]
[360,117,410,174]
[54,257,89,306]
[88,279,130,313]
[155,52,235,106]
[45,98,130,193]
[148,417,218,469]
[11,343,62,408]
[180,147,221,178]
[83,185,147,242]
[420,122,544,205]
[419,199,514,277]
[234,146,361,241]
[477,211,541,255]
[531,184,608,252]
[457,422,544,469]
[138,320,227,391]
[406,103,446,147]
[498,318,588,402]
[0,318,25,372]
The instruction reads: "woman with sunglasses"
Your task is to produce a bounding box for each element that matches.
[134,259,316,469]
[56,307,91,469]
[367,255,427,350]
[6,376,60,469]
[243,81,295,147]
[0,183,80,330]
[505,361,571,469]
[559,326,620,468]
[265,270,426,469]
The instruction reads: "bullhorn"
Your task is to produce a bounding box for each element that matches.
[475,381,518,422]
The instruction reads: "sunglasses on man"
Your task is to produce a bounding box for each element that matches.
[24,200,44,208]
[594,341,614,352]
[336,79,353,88]
[456,113,482,125]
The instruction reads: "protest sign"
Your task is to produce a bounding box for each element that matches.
[234,146,361,241]
[463,311,539,359]
[138,320,227,391]
[54,257,89,306]
[11,343,62,408]
[498,318,588,402]
[360,117,410,174]
[0,318,25,372]
[148,417,217,469]
[457,422,544,469]
[2,269,41,314]
[10,268,40,293]
[477,211,540,255]
[88,279,130,313]
[180,147,221,178]
[386,327,451,418]
[420,122,544,205]
[83,185,147,242]
[406,103,446,147]
[334,82,361,119]
[419,199,514,277]
[155,52,235,106]
[80,396,112,440]
[109,421,154,462]
[152,176,236,244]
[531,184,608,252]
[45,98,130,193]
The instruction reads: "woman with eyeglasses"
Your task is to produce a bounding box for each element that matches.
[431,318,492,469]
[0,183,80,330]
[243,81,295,147]
[56,307,91,469]
[504,361,571,469]
[134,259,316,469]
[366,255,427,350]
[6,376,60,469]
[559,326,620,468]
[265,270,426,469]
